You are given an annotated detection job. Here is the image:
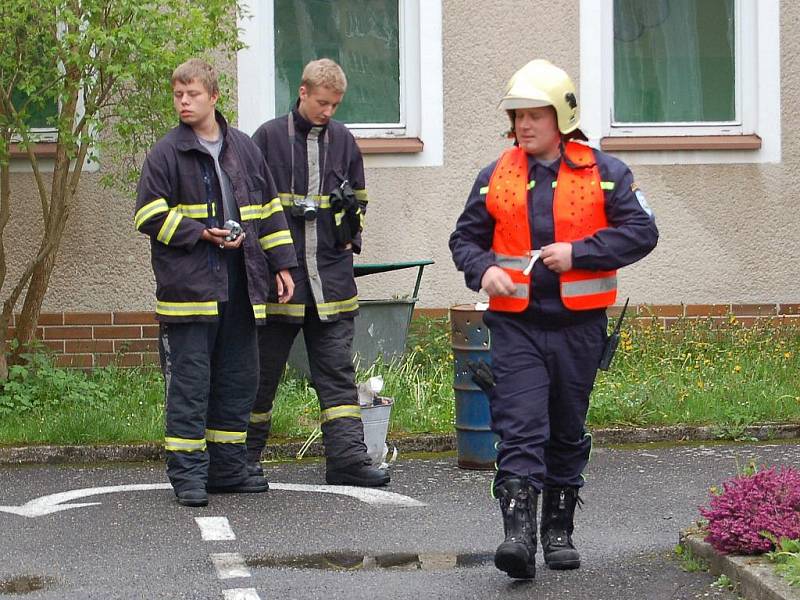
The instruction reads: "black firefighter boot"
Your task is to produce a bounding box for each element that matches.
[540,486,582,570]
[494,478,538,579]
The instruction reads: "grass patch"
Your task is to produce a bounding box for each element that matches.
[766,537,800,588]
[0,315,799,445]
[674,543,709,573]
[589,315,800,432]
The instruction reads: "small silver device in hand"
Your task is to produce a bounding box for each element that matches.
[223,219,243,242]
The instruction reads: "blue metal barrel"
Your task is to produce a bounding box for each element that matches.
[451,304,498,470]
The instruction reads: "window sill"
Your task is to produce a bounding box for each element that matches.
[355,137,424,154]
[600,134,762,152]
[9,142,58,159]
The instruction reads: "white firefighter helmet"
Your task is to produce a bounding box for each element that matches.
[499,59,580,135]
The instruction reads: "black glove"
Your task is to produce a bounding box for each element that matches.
[467,359,495,394]
[329,180,361,248]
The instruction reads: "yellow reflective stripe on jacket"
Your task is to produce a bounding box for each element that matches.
[240,199,284,222]
[157,210,184,244]
[320,405,362,423]
[354,189,368,202]
[239,204,263,221]
[252,304,266,320]
[175,203,213,219]
[205,429,247,444]
[278,193,331,209]
[334,211,344,226]
[527,180,536,190]
[265,303,305,318]
[260,229,293,250]
[249,410,273,424]
[262,197,283,218]
[600,181,615,190]
[135,198,169,230]
[317,295,359,317]
[156,300,218,317]
[165,436,207,452]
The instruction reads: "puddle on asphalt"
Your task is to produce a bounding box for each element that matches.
[247,551,494,571]
[0,575,55,594]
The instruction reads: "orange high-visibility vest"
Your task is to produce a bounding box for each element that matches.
[485,141,617,312]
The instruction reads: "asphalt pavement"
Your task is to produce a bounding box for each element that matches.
[2,441,799,600]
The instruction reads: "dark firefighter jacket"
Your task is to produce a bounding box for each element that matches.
[251,106,368,323]
[134,111,298,323]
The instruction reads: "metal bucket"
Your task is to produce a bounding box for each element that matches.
[451,304,498,470]
[360,399,393,466]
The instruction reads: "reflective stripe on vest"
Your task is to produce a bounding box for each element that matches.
[485,142,617,312]
[561,273,617,298]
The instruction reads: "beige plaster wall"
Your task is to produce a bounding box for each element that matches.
[3,0,798,312]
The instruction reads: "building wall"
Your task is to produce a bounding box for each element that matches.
[2,0,798,316]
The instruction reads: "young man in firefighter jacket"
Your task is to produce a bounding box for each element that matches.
[135,59,298,507]
[450,59,658,579]
[246,58,389,487]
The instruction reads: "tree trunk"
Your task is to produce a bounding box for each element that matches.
[12,244,61,357]
[0,336,8,381]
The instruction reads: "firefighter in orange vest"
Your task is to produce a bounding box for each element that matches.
[450,59,658,579]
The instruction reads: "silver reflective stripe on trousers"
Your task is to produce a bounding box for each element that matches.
[561,275,617,297]
[305,126,327,313]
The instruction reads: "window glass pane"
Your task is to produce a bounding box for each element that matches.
[613,0,735,123]
[12,89,58,129]
[274,0,400,124]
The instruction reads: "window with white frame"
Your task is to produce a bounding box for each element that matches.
[11,89,59,142]
[580,0,780,164]
[237,0,443,167]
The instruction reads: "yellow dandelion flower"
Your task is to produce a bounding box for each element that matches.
[733,365,742,373]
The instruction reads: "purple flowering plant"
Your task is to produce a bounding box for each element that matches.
[700,465,800,555]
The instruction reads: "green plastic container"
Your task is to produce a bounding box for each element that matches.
[287,260,433,376]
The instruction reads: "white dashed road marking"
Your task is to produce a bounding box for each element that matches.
[222,588,261,600]
[195,516,237,541]
[210,553,252,579]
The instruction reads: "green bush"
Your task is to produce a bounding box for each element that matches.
[0,349,109,416]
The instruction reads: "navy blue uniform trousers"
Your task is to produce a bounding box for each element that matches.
[484,310,607,491]
[159,251,258,493]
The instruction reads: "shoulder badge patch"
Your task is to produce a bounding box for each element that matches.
[631,182,652,217]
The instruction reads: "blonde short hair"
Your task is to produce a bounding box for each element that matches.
[301,58,347,94]
[171,58,219,96]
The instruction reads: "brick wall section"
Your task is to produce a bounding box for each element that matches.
[418,303,800,326]
[6,304,800,369]
[7,311,160,368]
